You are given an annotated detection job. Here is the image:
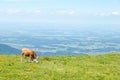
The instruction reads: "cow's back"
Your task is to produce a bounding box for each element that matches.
[22,48,37,59]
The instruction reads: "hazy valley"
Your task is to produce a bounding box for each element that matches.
[0,24,120,55]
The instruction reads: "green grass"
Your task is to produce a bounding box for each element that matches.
[0,53,120,80]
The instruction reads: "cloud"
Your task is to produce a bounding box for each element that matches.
[6,9,22,14]
[56,10,67,15]
[95,11,120,16]
[55,9,76,16]
[0,9,23,15]
[95,11,110,16]
[0,9,42,16]
[111,11,120,16]
[33,10,41,15]
[68,10,76,15]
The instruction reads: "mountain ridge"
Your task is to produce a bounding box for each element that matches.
[0,44,21,54]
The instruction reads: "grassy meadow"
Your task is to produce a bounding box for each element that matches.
[0,53,120,80]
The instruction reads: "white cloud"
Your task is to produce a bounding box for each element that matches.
[0,8,78,17]
[33,10,41,15]
[7,9,22,14]
[111,11,120,15]
[56,10,67,15]
[56,9,76,16]
[68,10,76,15]
[0,9,23,15]
[0,9,42,16]
[95,11,120,16]
[95,12,110,16]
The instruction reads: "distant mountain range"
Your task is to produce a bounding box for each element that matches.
[0,44,21,54]
[0,44,85,56]
[1,25,120,55]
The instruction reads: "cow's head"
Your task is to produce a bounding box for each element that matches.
[33,56,40,63]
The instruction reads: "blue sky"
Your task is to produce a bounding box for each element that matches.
[0,0,120,25]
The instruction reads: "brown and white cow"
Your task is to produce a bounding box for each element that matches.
[21,48,39,63]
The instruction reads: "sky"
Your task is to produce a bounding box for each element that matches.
[0,0,120,25]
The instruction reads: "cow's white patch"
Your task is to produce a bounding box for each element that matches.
[33,59,38,63]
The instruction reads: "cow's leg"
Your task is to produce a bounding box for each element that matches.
[21,55,23,62]
[26,57,29,62]
[29,55,32,62]
[29,57,32,62]
[21,55,27,63]
[21,53,24,62]
[22,56,28,62]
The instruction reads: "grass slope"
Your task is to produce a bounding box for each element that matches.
[0,53,120,80]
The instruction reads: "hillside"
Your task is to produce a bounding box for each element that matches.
[0,53,120,80]
[0,44,21,54]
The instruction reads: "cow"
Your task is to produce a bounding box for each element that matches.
[21,48,39,63]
